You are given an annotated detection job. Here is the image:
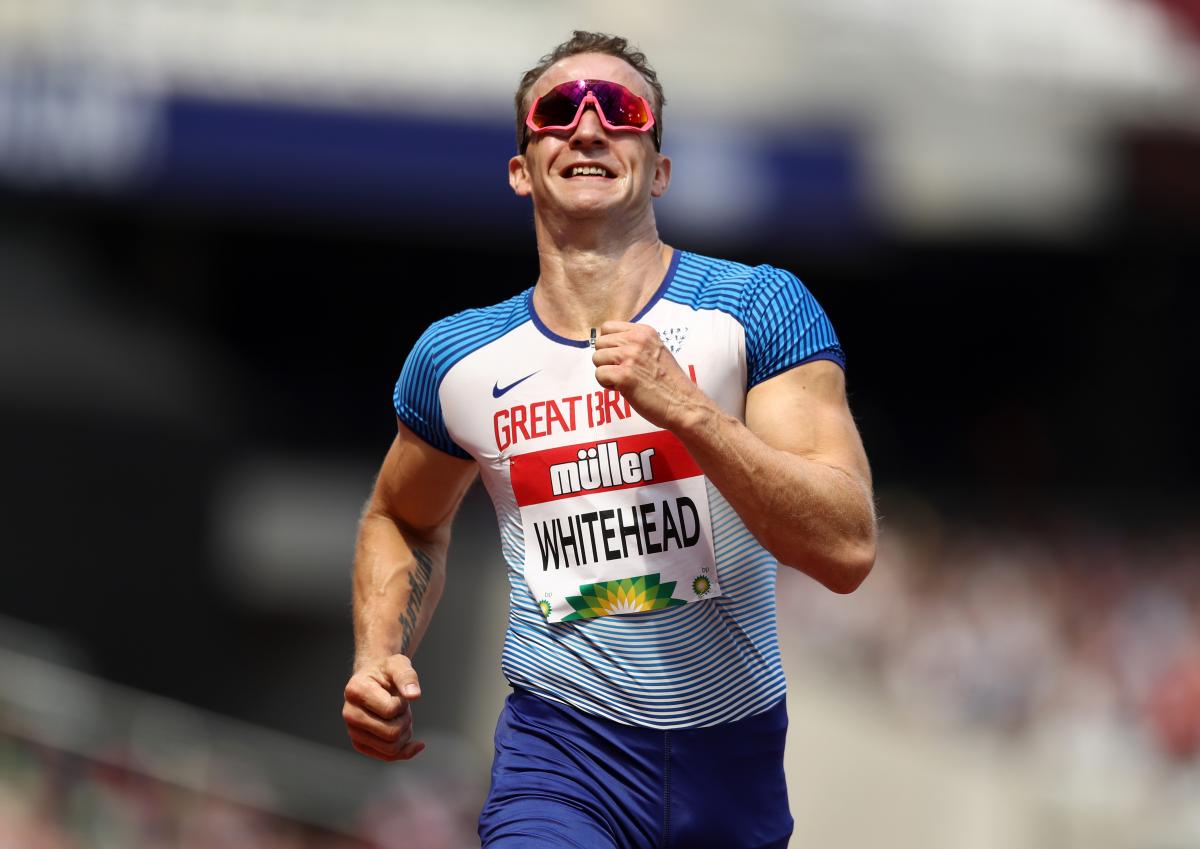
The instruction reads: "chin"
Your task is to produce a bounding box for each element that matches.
[557,195,623,218]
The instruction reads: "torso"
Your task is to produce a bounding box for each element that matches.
[394,249,843,728]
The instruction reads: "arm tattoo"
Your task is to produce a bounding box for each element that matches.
[398,548,434,656]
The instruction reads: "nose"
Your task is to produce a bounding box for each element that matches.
[568,105,608,149]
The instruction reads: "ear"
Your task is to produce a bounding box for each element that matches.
[650,153,671,198]
[509,155,531,197]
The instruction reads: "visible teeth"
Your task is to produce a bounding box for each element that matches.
[571,165,608,177]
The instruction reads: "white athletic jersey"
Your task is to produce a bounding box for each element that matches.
[394,249,843,729]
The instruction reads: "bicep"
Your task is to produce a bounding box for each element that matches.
[368,421,478,537]
[745,360,871,489]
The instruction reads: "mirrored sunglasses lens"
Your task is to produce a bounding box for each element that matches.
[530,88,583,128]
[590,82,650,128]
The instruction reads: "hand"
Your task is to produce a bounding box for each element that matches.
[592,320,709,431]
[342,654,425,761]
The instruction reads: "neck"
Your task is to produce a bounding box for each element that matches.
[531,213,672,341]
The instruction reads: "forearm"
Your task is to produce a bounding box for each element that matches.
[675,400,876,593]
[352,509,448,669]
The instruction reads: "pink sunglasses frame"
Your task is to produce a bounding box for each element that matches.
[524,80,659,150]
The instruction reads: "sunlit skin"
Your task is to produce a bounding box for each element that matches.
[509,53,673,341]
[510,54,669,235]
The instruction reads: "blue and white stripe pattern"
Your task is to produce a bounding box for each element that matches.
[499,479,786,728]
[394,250,843,729]
[663,252,845,385]
[394,290,529,458]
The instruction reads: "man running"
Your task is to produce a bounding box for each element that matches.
[342,31,876,849]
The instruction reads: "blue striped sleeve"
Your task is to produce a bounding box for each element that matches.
[393,321,471,459]
[741,266,844,388]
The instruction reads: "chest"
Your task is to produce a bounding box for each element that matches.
[441,304,746,473]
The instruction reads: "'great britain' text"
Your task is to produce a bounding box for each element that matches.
[494,365,698,452]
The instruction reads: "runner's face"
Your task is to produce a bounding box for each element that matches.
[510,53,669,220]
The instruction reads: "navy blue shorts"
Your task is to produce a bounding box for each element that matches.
[478,688,793,849]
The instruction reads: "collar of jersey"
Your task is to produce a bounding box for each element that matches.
[526,248,682,348]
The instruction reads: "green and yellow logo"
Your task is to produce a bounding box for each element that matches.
[692,575,711,597]
[538,599,552,618]
[562,573,685,621]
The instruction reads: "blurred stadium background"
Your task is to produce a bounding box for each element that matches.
[2,1,1199,847]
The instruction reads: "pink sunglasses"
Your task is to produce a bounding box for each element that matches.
[524,79,659,151]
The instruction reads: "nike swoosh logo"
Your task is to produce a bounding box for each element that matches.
[492,371,540,398]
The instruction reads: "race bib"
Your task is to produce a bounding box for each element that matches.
[509,430,721,622]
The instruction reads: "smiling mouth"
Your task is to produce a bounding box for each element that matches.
[563,164,616,178]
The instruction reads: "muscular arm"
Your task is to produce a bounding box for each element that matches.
[683,360,874,592]
[594,322,876,593]
[344,422,477,760]
[353,423,477,664]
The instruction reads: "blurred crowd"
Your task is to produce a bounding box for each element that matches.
[0,737,484,849]
[781,502,1200,789]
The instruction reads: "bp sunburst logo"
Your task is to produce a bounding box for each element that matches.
[538,599,552,618]
[692,575,711,597]
[562,573,686,621]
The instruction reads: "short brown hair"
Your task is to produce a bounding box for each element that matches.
[514,31,665,153]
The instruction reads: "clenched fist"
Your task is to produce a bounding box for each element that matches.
[342,654,425,761]
[592,320,709,431]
